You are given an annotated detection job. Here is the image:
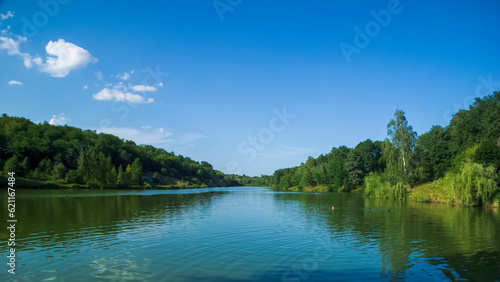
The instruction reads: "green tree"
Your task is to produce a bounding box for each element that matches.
[344,150,362,191]
[384,109,418,186]
[446,162,497,206]
[38,158,53,179]
[21,156,31,176]
[3,156,20,174]
[109,166,118,187]
[76,151,92,184]
[130,158,143,186]
[416,126,452,182]
[65,170,81,184]
[449,92,500,154]
[152,172,159,184]
[117,165,131,188]
[52,162,66,181]
[299,169,313,188]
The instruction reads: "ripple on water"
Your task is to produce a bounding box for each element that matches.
[4,188,500,281]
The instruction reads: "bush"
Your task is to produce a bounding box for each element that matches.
[445,162,497,206]
[364,172,408,199]
[389,182,407,200]
[364,172,391,198]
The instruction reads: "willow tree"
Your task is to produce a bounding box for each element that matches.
[384,109,418,187]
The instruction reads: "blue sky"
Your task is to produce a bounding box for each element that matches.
[1,0,499,176]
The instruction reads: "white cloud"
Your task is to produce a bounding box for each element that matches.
[0,11,14,21]
[8,80,22,86]
[129,84,157,92]
[95,70,103,80]
[0,35,32,68]
[33,39,97,77]
[93,88,153,104]
[97,127,173,145]
[118,72,130,80]
[0,35,23,55]
[0,35,32,67]
[83,85,88,89]
[49,113,69,125]
[96,126,202,154]
[113,81,126,90]
[116,70,134,81]
[95,126,201,155]
[141,125,173,136]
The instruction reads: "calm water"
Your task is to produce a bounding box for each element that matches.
[1,187,499,281]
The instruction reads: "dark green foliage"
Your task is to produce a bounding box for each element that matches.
[269,140,384,192]
[344,150,362,191]
[416,126,452,182]
[38,158,53,178]
[266,91,499,206]
[108,166,118,187]
[21,157,31,176]
[130,158,143,186]
[117,165,131,188]
[474,139,500,170]
[449,92,500,154]
[152,172,159,184]
[0,114,242,188]
[52,162,66,181]
[3,156,20,175]
[65,170,81,184]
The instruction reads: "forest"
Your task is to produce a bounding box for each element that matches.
[1,92,499,207]
[260,92,500,207]
[0,115,242,189]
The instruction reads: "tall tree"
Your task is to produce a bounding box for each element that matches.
[52,162,66,181]
[3,156,20,174]
[416,125,452,182]
[384,109,418,186]
[344,150,362,190]
[130,158,143,186]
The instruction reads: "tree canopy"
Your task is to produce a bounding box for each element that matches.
[0,114,240,188]
[262,91,499,206]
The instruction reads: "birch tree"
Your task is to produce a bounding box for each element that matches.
[384,109,418,186]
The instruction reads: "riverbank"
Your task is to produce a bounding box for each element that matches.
[409,180,500,208]
[277,180,500,208]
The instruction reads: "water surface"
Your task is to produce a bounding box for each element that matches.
[1,187,499,281]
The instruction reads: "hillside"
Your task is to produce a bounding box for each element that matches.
[0,114,241,188]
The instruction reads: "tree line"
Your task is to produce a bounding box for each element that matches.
[0,115,240,188]
[260,92,500,206]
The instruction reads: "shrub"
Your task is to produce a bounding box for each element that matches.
[445,162,497,206]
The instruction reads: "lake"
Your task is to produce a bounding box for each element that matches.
[1,187,499,281]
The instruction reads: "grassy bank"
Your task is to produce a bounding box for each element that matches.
[409,177,500,208]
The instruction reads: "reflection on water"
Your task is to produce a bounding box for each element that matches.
[0,187,499,281]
